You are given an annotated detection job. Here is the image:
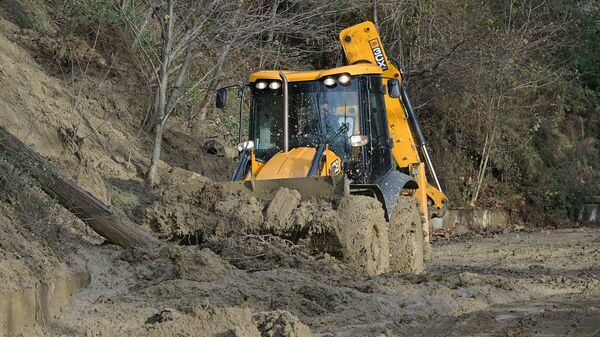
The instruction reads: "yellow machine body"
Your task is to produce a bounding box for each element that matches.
[240,21,446,218]
[249,64,383,83]
[247,147,342,180]
[226,147,346,202]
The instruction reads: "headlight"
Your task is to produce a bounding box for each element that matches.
[323,76,336,87]
[255,81,267,90]
[338,73,351,85]
[269,81,281,90]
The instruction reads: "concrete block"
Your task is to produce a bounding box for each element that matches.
[579,203,599,224]
[442,208,509,231]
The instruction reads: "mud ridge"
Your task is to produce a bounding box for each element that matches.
[0,271,89,336]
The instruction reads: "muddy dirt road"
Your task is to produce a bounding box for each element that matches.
[17,227,599,337]
[422,228,600,336]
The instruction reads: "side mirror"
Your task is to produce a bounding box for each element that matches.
[387,78,401,98]
[236,140,254,152]
[350,135,369,147]
[216,88,228,109]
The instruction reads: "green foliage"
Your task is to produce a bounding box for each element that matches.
[571,16,600,90]
[355,0,600,223]
[25,0,52,33]
[0,0,54,33]
[54,0,123,28]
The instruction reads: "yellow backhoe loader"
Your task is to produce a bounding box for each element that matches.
[216,21,447,274]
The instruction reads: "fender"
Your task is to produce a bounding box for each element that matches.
[350,170,418,220]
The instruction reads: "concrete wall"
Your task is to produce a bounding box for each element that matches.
[579,203,599,225]
[440,208,509,231]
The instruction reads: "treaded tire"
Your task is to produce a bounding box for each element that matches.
[388,196,425,274]
[336,196,389,275]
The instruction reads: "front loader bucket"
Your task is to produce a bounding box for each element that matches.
[221,175,348,202]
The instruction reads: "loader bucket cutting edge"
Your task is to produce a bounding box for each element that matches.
[221,175,347,202]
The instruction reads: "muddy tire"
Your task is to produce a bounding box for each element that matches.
[336,196,389,275]
[421,206,433,262]
[388,197,425,274]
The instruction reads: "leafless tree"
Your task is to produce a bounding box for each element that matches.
[119,0,342,187]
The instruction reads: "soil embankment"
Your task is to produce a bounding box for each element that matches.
[0,271,88,336]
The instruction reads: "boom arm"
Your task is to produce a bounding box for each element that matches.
[339,21,447,210]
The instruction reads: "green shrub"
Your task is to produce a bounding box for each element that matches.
[54,0,124,28]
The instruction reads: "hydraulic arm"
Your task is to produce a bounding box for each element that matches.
[339,22,447,212]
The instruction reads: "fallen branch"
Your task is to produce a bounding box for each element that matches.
[0,126,158,248]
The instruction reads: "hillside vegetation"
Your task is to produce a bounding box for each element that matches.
[2,0,599,224]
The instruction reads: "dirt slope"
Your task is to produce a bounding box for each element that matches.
[0,18,136,205]
[0,16,234,208]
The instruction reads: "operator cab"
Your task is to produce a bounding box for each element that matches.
[217,64,401,185]
[251,75,359,162]
[249,74,396,184]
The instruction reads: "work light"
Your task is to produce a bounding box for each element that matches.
[323,76,336,87]
[256,81,267,90]
[338,73,351,85]
[269,81,281,90]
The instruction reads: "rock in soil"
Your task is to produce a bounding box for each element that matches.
[253,310,313,337]
[265,188,302,230]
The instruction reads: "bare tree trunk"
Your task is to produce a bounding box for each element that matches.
[146,0,175,187]
[471,129,494,205]
[120,0,130,11]
[143,85,161,131]
[196,77,221,121]
[471,97,499,205]
[372,0,379,30]
[0,126,158,248]
[147,119,164,186]
[165,42,195,116]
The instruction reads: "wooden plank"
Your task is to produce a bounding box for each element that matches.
[0,126,158,248]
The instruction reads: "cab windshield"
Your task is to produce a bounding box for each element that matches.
[251,79,360,160]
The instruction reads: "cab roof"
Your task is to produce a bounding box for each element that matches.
[248,64,383,83]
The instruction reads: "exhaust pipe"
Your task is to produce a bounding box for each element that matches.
[279,71,289,152]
